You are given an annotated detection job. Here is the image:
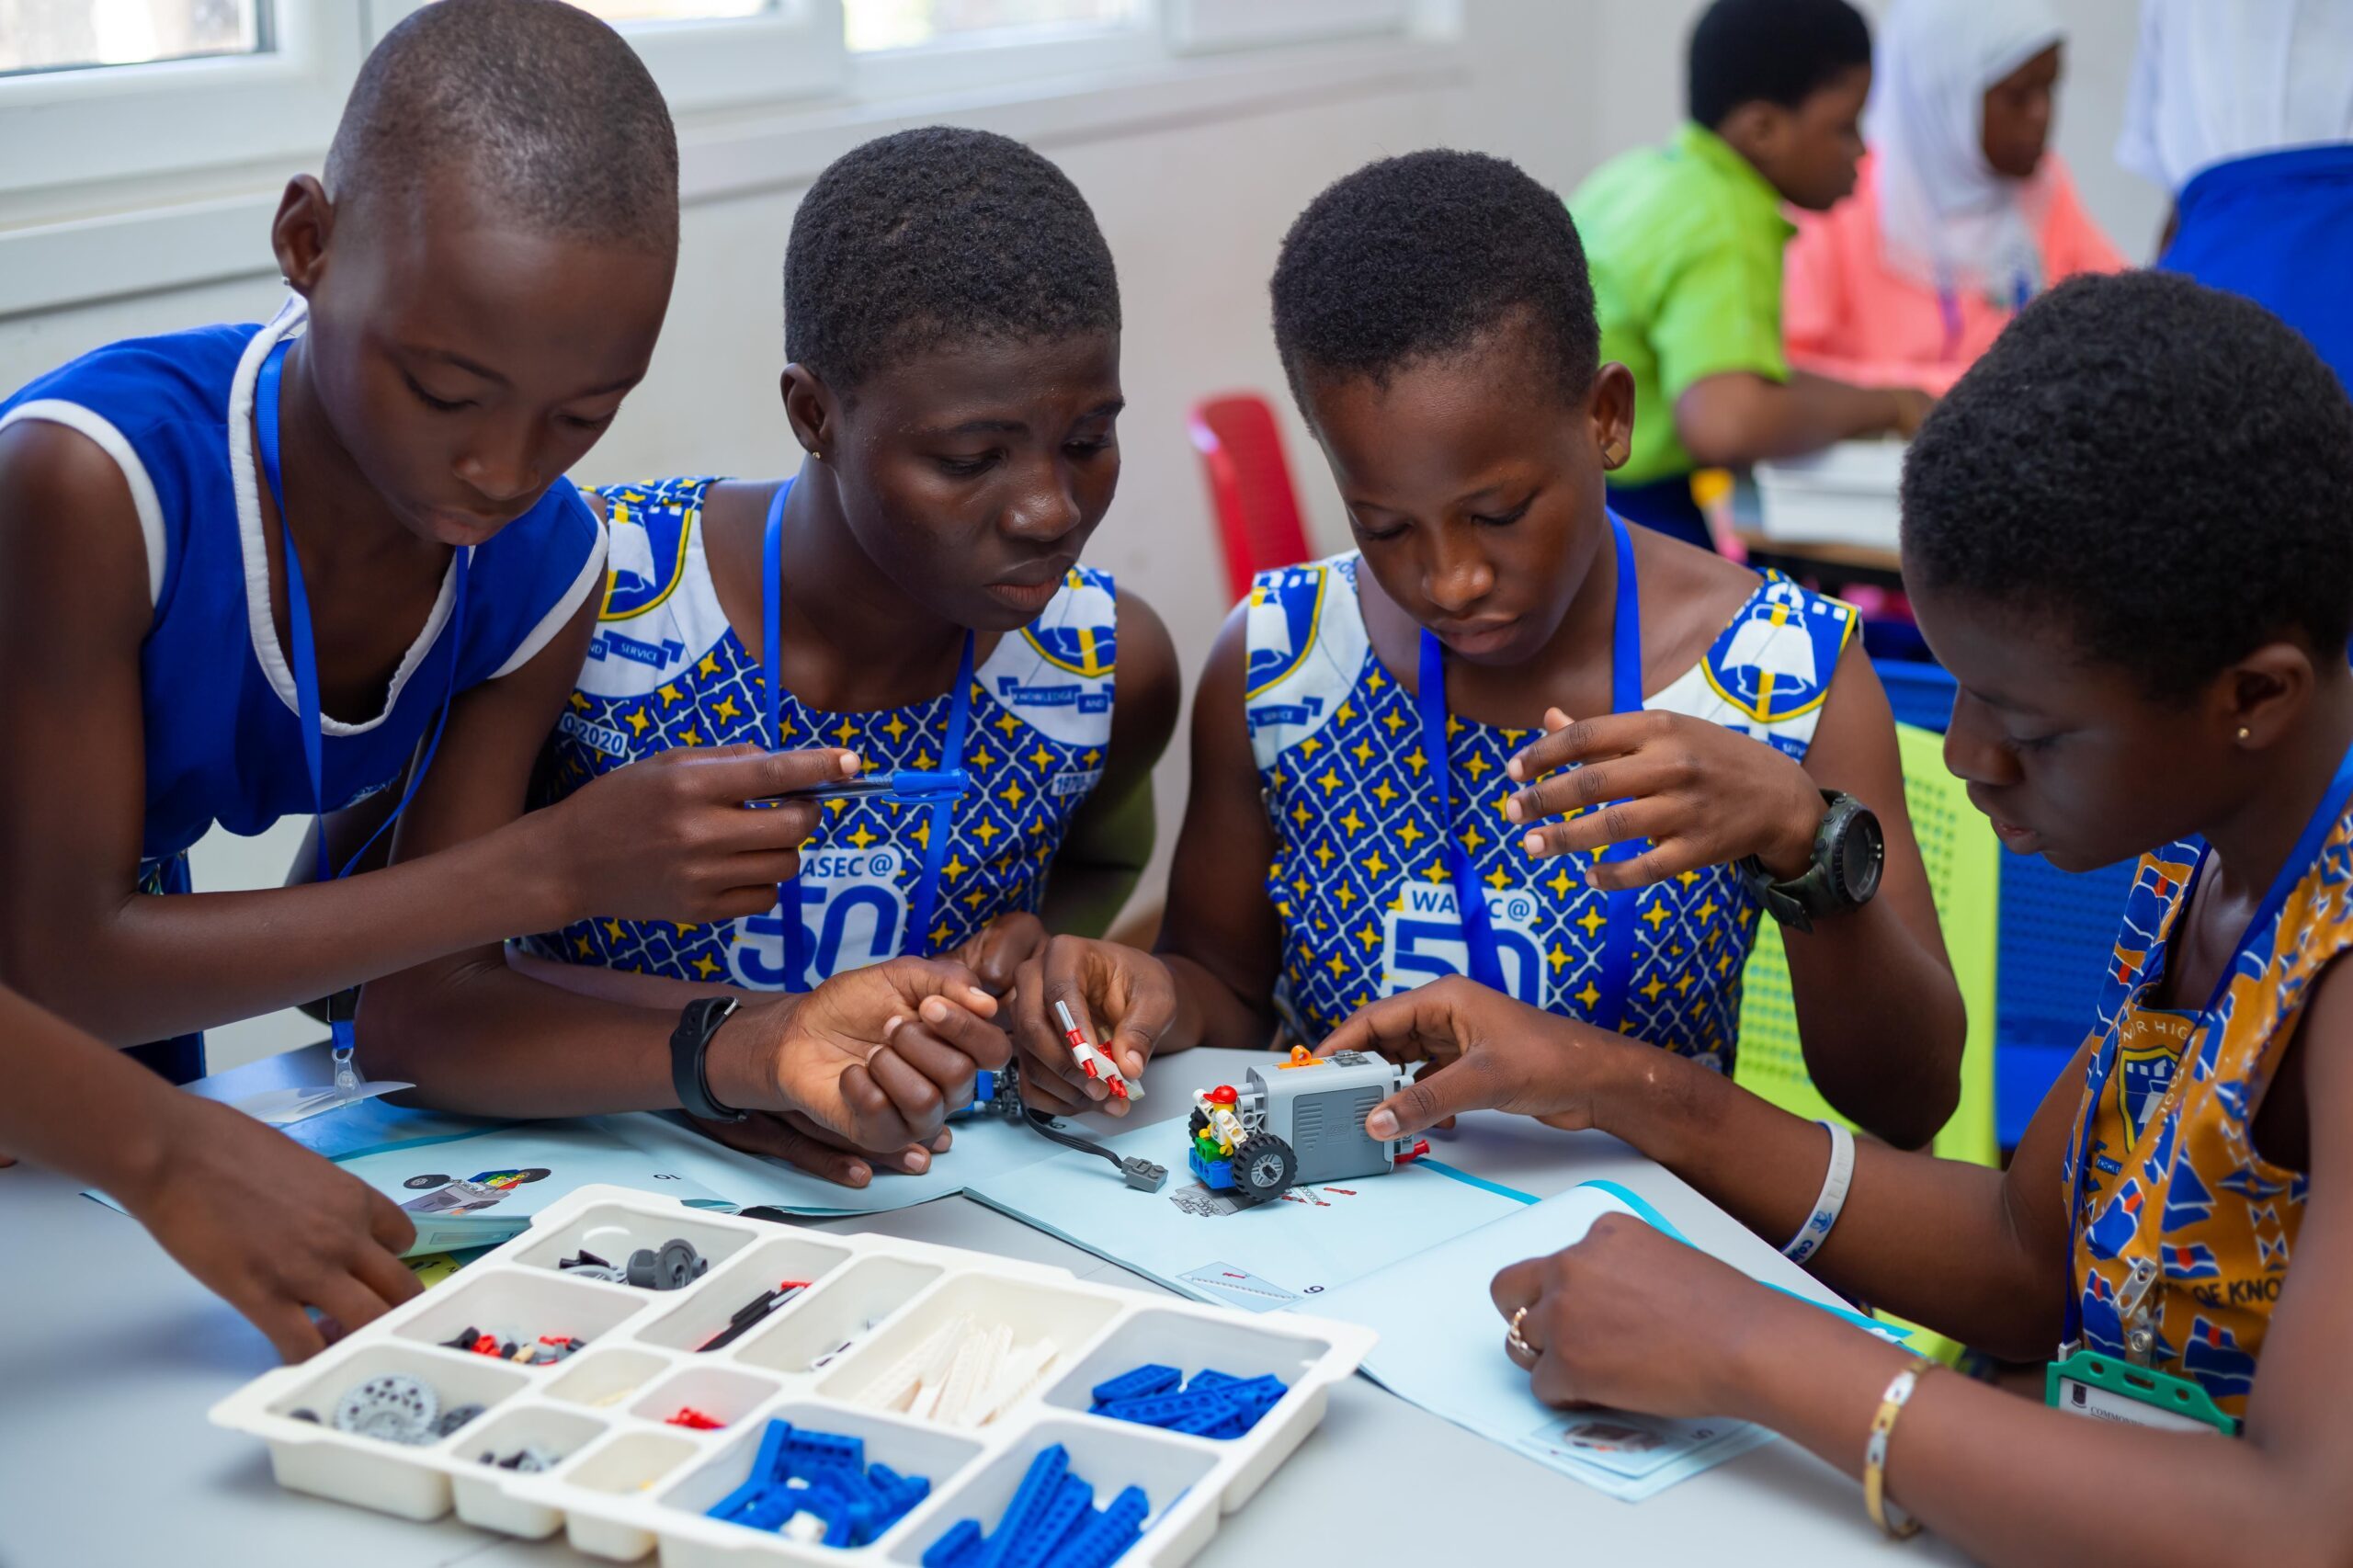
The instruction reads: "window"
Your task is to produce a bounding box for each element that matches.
[0,0,364,198]
[0,0,266,78]
[843,0,1142,54]
[362,0,838,112]
[563,0,772,21]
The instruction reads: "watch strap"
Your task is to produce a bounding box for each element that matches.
[671,996,746,1123]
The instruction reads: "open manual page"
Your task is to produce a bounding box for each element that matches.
[316,1103,1068,1253]
[1299,1181,1907,1501]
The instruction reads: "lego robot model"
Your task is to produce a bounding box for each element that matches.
[1186,1047,1428,1205]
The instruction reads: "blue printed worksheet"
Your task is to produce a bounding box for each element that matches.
[963,1119,1533,1309]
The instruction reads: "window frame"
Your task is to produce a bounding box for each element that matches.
[366,0,847,114]
[1163,0,1421,54]
[0,0,368,199]
[845,0,1161,100]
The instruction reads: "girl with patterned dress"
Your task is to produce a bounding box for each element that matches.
[1145,152,1965,1148]
[1317,273,2353,1563]
[383,129,1181,1186]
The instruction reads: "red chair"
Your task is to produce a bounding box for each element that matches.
[1188,393,1312,604]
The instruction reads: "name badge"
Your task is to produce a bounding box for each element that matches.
[2047,1348,2238,1436]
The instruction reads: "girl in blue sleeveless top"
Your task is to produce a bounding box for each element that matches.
[1316,273,2353,1568]
[1150,151,1965,1149]
[371,128,1182,1187]
[0,3,988,1168]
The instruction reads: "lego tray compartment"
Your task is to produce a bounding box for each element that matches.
[887,1416,1224,1568]
[635,1233,857,1353]
[506,1199,760,1282]
[557,1428,706,1561]
[546,1344,680,1411]
[388,1263,651,1361]
[655,1401,987,1562]
[731,1255,951,1378]
[815,1271,1125,1416]
[252,1339,536,1520]
[630,1362,788,1432]
[449,1403,611,1538]
[1039,1305,1361,1512]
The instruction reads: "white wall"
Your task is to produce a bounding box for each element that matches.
[0,0,2167,1070]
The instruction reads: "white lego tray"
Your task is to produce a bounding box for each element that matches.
[1754,437,1905,551]
[210,1185,1374,1566]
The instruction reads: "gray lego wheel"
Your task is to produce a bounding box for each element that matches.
[1233,1133,1296,1202]
[332,1372,439,1446]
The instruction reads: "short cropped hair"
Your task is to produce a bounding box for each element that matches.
[783,127,1120,392]
[324,0,677,254]
[1268,149,1597,413]
[1902,271,2353,696]
[1688,0,1871,129]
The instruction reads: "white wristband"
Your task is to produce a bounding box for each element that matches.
[1782,1119,1855,1266]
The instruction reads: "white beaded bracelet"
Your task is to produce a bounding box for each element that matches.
[1782,1119,1855,1266]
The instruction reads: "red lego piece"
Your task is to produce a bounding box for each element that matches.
[665,1406,724,1430]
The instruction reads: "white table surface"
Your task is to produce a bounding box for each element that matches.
[0,1044,1971,1568]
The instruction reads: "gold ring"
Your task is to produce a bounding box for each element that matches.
[1506,1305,1537,1360]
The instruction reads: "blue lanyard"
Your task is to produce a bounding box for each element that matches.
[2060,737,2353,1346]
[760,483,972,991]
[255,340,472,1070]
[1415,511,1642,1028]
[1936,270,2035,359]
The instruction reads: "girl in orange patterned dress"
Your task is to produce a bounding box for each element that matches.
[1311,270,2353,1563]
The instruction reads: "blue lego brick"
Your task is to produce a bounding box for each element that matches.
[1089,1364,1181,1407]
[1059,1485,1151,1568]
[1188,1149,1236,1190]
[922,1518,986,1568]
[783,1427,865,1477]
[867,1460,931,1524]
[977,1445,1071,1568]
[999,1473,1096,1568]
[1093,1385,1245,1432]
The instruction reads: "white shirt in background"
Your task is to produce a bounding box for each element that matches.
[2118,0,2353,193]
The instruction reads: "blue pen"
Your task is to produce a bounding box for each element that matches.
[773,767,970,801]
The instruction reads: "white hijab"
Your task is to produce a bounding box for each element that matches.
[1864,0,2065,301]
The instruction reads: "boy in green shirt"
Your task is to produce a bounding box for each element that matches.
[1573,0,1933,548]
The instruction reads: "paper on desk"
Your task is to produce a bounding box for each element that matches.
[1302,1180,1906,1501]
[964,1119,1533,1310]
[1300,1183,1767,1500]
[583,1109,1065,1217]
[318,1107,1072,1254]
[335,1122,741,1255]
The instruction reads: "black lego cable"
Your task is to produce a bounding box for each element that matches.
[1022,1108,1168,1192]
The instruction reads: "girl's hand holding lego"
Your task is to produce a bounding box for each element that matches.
[1321,976,1633,1140]
[1490,1215,1790,1419]
[1504,708,1824,887]
[121,1094,423,1362]
[1008,937,1176,1118]
[537,744,859,925]
[710,958,1012,1155]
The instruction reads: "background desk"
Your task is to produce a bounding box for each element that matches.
[0,1046,1971,1568]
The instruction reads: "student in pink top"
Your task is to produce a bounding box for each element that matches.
[1783,0,2123,395]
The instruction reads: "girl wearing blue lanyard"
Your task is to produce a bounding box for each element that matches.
[1319,274,2353,1560]
[1148,151,1965,1150]
[418,129,1184,1182]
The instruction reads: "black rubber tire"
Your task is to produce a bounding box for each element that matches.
[1233,1134,1296,1203]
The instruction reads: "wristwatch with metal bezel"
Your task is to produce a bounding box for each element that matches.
[671,995,747,1123]
[1739,790,1884,934]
